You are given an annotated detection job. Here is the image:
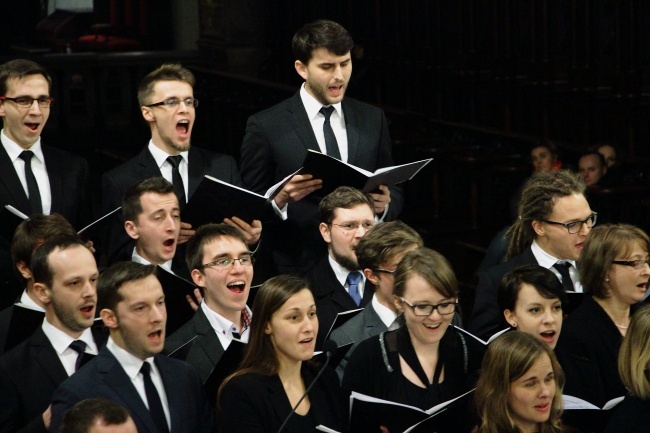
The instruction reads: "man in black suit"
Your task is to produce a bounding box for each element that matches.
[0,235,104,433]
[330,220,423,378]
[102,63,261,264]
[306,187,376,348]
[50,261,213,433]
[468,170,596,340]
[164,224,254,403]
[240,19,404,275]
[0,214,80,355]
[0,59,90,309]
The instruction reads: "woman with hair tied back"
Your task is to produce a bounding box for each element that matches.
[473,332,565,433]
[342,248,483,412]
[603,304,650,432]
[217,275,347,433]
[556,224,650,407]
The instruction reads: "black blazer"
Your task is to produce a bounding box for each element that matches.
[101,145,242,263]
[307,256,374,349]
[50,346,213,433]
[218,363,347,433]
[240,92,404,274]
[0,303,44,355]
[0,326,106,433]
[467,246,539,340]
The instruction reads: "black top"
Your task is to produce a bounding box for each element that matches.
[342,326,483,410]
[556,296,627,407]
[603,395,650,433]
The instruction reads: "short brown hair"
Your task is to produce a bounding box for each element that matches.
[59,398,132,433]
[318,186,374,225]
[355,220,423,271]
[31,235,89,289]
[578,224,650,298]
[185,223,249,272]
[0,59,52,96]
[122,177,175,222]
[97,261,157,313]
[137,64,195,106]
[393,248,458,300]
[618,304,650,399]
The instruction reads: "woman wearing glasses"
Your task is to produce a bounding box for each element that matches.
[342,248,483,412]
[556,224,650,407]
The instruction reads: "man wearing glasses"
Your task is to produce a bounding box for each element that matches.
[469,170,596,340]
[102,64,261,265]
[307,186,376,349]
[164,223,254,405]
[0,59,90,309]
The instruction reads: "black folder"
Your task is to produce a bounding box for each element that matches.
[155,266,197,335]
[311,341,353,369]
[299,150,432,197]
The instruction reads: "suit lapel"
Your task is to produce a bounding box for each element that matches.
[364,305,387,340]
[191,309,225,379]
[0,146,30,212]
[187,147,206,199]
[137,147,165,180]
[289,93,320,153]
[341,99,360,163]
[42,145,63,214]
[266,375,296,432]
[98,349,159,433]
[30,328,69,386]
[156,356,182,432]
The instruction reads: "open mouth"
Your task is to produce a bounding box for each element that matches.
[535,403,550,413]
[424,323,441,330]
[638,282,647,291]
[25,123,40,132]
[148,330,163,342]
[540,330,556,342]
[80,305,94,317]
[176,120,189,135]
[227,281,246,294]
[163,238,175,249]
[300,337,313,344]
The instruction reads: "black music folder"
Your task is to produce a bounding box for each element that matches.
[155,266,196,335]
[299,149,432,196]
[349,389,474,433]
[324,307,363,341]
[561,394,624,433]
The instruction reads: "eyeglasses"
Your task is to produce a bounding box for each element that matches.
[540,212,597,234]
[201,255,254,270]
[0,96,54,108]
[374,268,395,275]
[612,259,650,270]
[330,221,375,232]
[399,297,457,316]
[145,97,199,108]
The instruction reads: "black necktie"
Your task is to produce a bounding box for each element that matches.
[166,155,186,207]
[68,340,86,372]
[320,106,341,160]
[19,151,42,214]
[553,262,575,292]
[140,362,169,433]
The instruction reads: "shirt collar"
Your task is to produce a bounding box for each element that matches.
[530,240,576,269]
[371,293,398,328]
[328,254,365,287]
[299,83,343,121]
[132,248,173,273]
[1,129,44,163]
[147,140,188,168]
[107,336,155,380]
[41,317,98,356]
[17,289,45,312]
[201,302,253,338]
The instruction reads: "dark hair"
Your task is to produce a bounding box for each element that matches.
[292,19,354,65]
[578,151,606,169]
[97,261,157,313]
[393,248,458,300]
[31,235,88,288]
[185,223,248,272]
[59,398,132,433]
[318,186,375,225]
[506,170,586,259]
[474,332,564,433]
[219,275,311,408]
[356,220,423,270]
[498,265,568,317]
[11,213,78,281]
[122,177,176,222]
[0,59,52,96]
[137,63,195,106]
[578,224,650,298]
[530,141,559,160]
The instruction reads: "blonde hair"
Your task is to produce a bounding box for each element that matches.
[618,305,650,399]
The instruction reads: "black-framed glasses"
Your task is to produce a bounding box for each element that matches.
[399,297,457,316]
[612,259,650,270]
[373,268,395,275]
[201,255,254,270]
[145,97,199,108]
[0,96,54,108]
[330,221,375,232]
[540,212,597,234]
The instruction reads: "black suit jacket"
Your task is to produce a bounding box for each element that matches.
[0,144,90,309]
[218,363,347,433]
[0,326,106,433]
[0,303,44,355]
[306,256,374,349]
[50,346,213,433]
[101,145,242,263]
[240,92,404,274]
[467,247,539,340]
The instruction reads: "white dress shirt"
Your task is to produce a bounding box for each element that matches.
[531,240,583,292]
[147,140,189,202]
[41,318,98,376]
[371,293,399,329]
[131,248,173,273]
[201,302,252,350]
